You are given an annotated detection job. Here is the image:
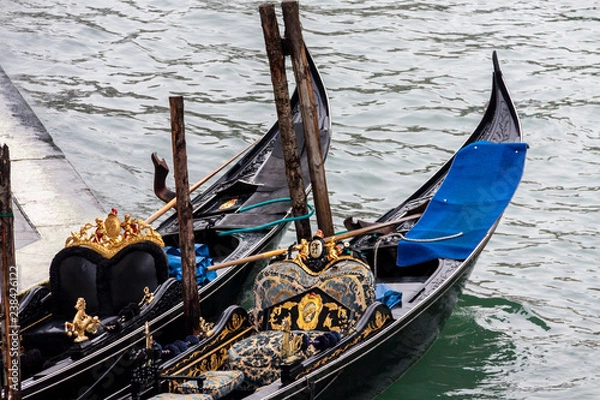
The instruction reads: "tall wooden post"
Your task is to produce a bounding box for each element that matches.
[169,97,200,336]
[260,3,312,242]
[282,0,334,237]
[0,144,21,400]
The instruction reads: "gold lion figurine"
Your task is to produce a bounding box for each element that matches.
[65,297,101,343]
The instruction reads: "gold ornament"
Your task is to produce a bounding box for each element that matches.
[64,298,101,343]
[65,208,164,258]
[296,292,323,331]
[280,317,303,361]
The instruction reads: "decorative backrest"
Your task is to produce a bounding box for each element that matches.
[50,241,169,318]
[50,210,168,318]
[253,257,375,331]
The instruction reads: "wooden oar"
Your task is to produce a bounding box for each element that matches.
[145,138,260,224]
[206,212,422,272]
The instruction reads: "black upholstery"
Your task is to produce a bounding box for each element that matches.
[108,247,167,313]
[49,241,169,318]
[50,247,105,318]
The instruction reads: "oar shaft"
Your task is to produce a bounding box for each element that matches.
[145,139,259,225]
[206,247,291,271]
[206,213,422,272]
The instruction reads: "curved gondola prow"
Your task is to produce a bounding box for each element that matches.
[155,46,332,247]
[201,48,332,191]
[469,50,522,146]
[375,51,523,220]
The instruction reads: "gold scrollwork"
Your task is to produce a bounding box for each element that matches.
[295,308,392,379]
[269,301,296,330]
[65,209,164,258]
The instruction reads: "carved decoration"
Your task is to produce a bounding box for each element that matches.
[280,318,303,362]
[64,297,101,343]
[295,306,392,378]
[65,209,164,258]
[266,289,350,333]
[296,293,323,331]
[139,287,155,307]
[163,308,252,380]
[291,233,345,274]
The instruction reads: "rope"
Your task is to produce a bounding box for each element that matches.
[237,197,292,213]
[217,203,314,236]
[398,231,463,242]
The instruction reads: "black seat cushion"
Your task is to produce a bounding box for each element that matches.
[50,247,104,318]
[106,243,169,313]
[49,241,169,318]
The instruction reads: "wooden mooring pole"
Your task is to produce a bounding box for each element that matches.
[169,97,200,336]
[282,0,334,237]
[259,3,312,242]
[0,145,21,400]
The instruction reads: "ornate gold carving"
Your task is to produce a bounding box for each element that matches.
[289,236,356,276]
[165,322,252,381]
[325,239,341,261]
[64,298,101,343]
[139,287,155,307]
[199,317,215,338]
[269,301,296,331]
[293,238,309,264]
[65,209,164,258]
[295,308,392,379]
[296,293,323,331]
[322,302,348,332]
[281,317,303,362]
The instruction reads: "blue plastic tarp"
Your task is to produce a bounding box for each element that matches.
[165,244,216,285]
[396,141,527,267]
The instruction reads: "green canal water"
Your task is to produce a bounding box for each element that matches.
[1,1,598,398]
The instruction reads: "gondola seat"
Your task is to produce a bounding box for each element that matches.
[22,240,168,355]
[227,256,375,390]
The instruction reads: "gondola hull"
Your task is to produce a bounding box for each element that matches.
[15,50,331,400]
[116,52,524,400]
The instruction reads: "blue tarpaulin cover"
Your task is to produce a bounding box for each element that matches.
[165,244,217,285]
[376,283,403,309]
[396,141,527,267]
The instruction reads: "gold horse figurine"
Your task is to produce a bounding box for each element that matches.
[64,297,101,343]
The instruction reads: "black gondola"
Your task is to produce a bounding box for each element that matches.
[14,51,332,400]
[122,51,527,400]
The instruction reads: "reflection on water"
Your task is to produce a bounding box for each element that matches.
[1,1,600,398]
[379,301,516,399]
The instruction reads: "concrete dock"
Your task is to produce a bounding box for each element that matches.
[0,64,105,290]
